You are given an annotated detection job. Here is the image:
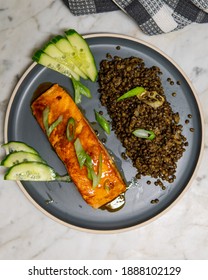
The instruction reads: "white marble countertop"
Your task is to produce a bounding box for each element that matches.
[0,0,208,260]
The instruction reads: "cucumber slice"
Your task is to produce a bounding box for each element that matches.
[52,35,90,80]
[2,141,39,155]
[65,29,98,82]
[32,50,80,81]
[43,42,87,80]
[4,162,57,181]
[1,151,45,167]
[52,35,75,54]
[55,174,71,182]
[1,142,71,182]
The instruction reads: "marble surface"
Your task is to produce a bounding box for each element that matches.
[0,0,208,260]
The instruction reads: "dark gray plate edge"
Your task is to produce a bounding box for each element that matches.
[3,33,205,234]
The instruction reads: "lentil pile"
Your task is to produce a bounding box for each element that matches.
[98,56,187,186]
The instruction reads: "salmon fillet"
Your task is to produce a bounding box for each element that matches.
[31,84,126,208]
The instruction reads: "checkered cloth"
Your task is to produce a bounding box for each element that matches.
[62,0,208,35]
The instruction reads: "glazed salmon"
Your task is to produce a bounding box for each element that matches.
[31,84,126,208]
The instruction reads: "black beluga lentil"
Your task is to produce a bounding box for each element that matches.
[98,56,187,185]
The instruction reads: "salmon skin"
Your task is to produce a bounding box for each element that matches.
[31,84,126,208]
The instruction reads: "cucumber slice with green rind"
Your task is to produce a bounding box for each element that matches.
[65,29,98,82]
[51,35,75,54]
[32,30,97,82]
[1,151,46,167]
[4,162,57,181]
[2,141,39,155]
[1,142,71,182]
[32,50,80,81]
[43,42,88,79]
[55,174,71,182]
[52,36,89,79]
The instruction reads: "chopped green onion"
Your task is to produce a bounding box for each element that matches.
[66,117,76,141]
[48,116,63,136]
[92,153,102,188]
[43,106,63,137]
[117,86,145,101]
[71,77,81,104]
[74,138,102,187]
[86,153,102,188]
[85,154,93,180]
[43,106,50,132]
[71,76,91,104]
[79,82,91,98]
[133,129,155,140]
[94,110,110,134]
[74,138,87,168]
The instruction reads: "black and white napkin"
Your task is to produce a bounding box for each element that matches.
[62,0,208,35]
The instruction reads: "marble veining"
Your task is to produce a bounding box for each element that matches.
[0,0,208,260]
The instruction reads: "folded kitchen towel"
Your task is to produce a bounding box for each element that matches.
[62,0,208,35]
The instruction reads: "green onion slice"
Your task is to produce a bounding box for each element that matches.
[66,117,76,141]
[43,106,50,132]
[74,138,102,187]
[79,82,91,98]
[43,106,63,137]
[92,153,102,188]
[117,86,145,101]
[71,76,81,104]
[71,76,91,104]
[94,110,110,134]
[133,129,155,140]
[74,138,87,168]
[86,153,102,188]
[85,154,93,180]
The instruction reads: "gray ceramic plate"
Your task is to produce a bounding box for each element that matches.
[4,34,203,232]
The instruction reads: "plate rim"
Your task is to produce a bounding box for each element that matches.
[4,33,205,233]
